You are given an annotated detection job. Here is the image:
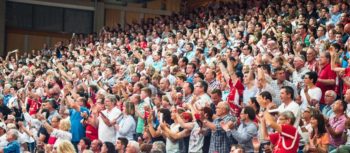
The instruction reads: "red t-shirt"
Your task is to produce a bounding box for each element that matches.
[269,124,300,153]
[47,136,57,145]
[27,98,42,115]
[86,124,98,141]
[342,67,350,94]
[140,41,148,49]
[315,64,336,104]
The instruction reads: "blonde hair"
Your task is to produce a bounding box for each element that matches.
[124,102,135,115]
[59,119,71,131]
[57,140,75,153]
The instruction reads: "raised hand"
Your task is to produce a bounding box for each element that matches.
[220,120,234,132]
[252,137,261,151]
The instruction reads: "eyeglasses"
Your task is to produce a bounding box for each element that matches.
[278,117,287,120]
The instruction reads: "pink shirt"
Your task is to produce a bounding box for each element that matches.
[329,114,346,147]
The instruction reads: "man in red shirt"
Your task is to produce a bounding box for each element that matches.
[258,95,300,153]
[316,52,336,110]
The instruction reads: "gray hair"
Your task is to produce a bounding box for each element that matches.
[326,90,337,101]
[279,111,296,125]
[105,94,117,103]
[7,129,19,140]
[128,141,140,153]
[152,141,166,153]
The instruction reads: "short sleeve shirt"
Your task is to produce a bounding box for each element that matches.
[269,124,300,153]
[3,141,20,153]
[69,107,89,142]
[315,64,336,104]
[329,114,346,147]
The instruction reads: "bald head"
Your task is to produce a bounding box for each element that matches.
[159,78,170,91]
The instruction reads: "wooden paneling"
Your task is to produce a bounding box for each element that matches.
[50,36,67,47]
[147,0,162,10]
[6,32,25,52]
[28,35,47,51]
[125,11,140,25]
[105,8,121,27]
[127,3,143,8]
[166,0,180,12]
[6,28,70,53]
[144,13,158,19]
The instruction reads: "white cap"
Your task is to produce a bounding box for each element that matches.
[0,122,6,131]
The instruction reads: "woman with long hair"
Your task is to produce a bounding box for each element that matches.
[304,113,329,153]
[116,102,136,140]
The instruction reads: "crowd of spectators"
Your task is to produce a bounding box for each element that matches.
[0,0,350,153]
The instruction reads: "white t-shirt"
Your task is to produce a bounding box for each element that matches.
[0,134,8,148]
[300,87,322,110]
[188,122,204,153]
[239,54,254,66]
[166,123,180,153]
[273,101,301,127]
[167,75,177,85]
[298,123,312,145]
[52,129,72,147]
[98,107,121,143]
[346,129,350,145]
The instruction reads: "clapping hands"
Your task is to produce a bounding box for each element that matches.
[220,120,234,132]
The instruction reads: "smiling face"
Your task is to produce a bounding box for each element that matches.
[310,116,318,128]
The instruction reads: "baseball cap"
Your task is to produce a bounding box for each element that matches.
[0,122,7,131]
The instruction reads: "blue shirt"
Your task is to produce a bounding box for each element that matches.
[3,94,12,106]
[331,12,341,24]
[69,107,89,142]
[4,140,20,153]
[152,60,163,72]
[341,51,350,68]
[184,50,195,61]
[186,74,194,84]
[322,105,334,118]
[228,121,258,153]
